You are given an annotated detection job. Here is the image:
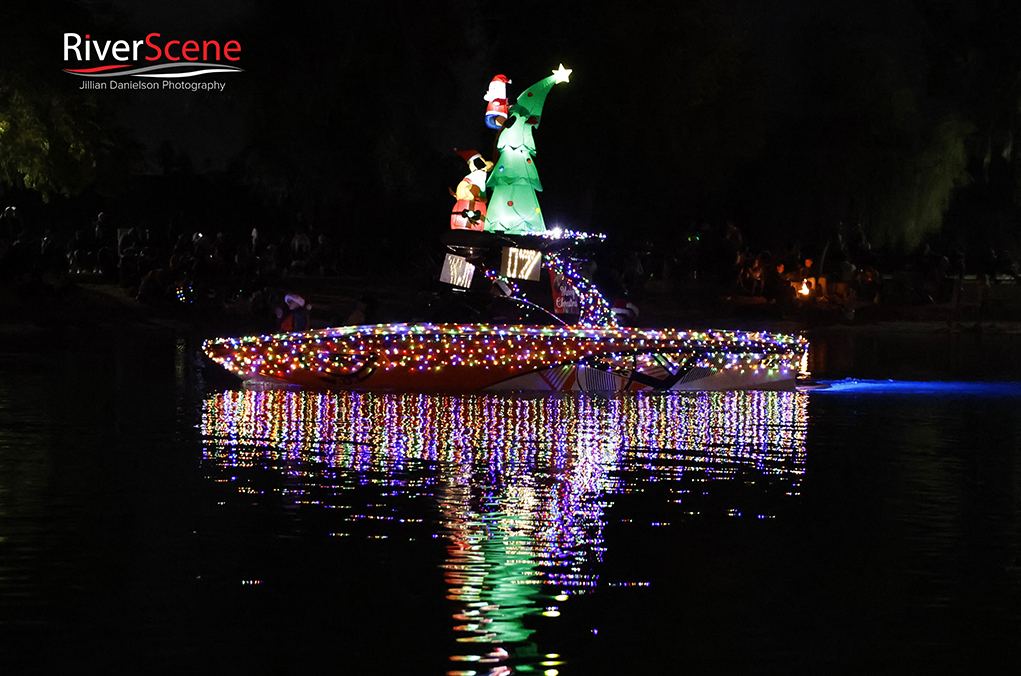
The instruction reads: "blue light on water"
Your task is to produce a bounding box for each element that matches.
[812,379,1021,397]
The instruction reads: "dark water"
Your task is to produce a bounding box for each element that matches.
[1,327,1020,674]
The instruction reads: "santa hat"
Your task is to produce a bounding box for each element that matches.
[454,148,487,171]
[484,74,511,101]
[454,148,482,164]
[284,294,305,309]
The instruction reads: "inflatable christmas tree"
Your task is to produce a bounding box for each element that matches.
[483,65,571,235]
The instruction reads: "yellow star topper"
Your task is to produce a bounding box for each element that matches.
[552,64,572,84]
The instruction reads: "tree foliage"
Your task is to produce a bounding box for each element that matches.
[0,1,140,201]
[869,114,973,248]
[797,30,973,249]
[2,73,89,198]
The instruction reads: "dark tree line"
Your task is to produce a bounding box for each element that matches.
[4,0,1021,263]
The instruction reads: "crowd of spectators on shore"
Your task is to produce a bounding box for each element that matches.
[2,204,1020,328]
[0,206,352,329]
[646,219,1021,316]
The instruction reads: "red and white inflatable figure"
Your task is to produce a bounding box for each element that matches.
[484,74,511,130]
[450,149,493,231]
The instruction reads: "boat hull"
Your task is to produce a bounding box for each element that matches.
[203,323,808,394]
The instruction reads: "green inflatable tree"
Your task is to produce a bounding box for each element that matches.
[484,65,571,235]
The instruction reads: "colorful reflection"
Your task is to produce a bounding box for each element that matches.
[200,389,808,673]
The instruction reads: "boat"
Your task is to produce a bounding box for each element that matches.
[202,65,808,393]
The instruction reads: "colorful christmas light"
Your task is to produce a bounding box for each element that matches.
[544,250,617,327]
[202,323,808,393]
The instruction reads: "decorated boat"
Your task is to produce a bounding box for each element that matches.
[203,65,809,393]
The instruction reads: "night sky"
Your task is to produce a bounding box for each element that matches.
[4,0,1021,259]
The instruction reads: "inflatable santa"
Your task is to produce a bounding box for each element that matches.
[483,74,511,130]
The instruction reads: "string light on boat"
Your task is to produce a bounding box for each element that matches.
[203,324,808,387]
[537,227,607,242]
[544,252,617,327]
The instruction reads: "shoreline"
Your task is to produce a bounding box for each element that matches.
[4,274,1021,340]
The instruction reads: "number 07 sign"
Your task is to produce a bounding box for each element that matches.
[500,247,542,281]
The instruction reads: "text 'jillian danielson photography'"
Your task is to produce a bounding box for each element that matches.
[78,80,229,91]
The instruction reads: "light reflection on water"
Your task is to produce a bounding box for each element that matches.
[200,389,808,672]
[816,378,1021,396]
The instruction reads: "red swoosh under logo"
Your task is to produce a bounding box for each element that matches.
[63,64,133,73]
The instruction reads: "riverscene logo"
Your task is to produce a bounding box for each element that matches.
[63,32,243,90]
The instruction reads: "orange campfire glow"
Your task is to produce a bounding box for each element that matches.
[798,280,811,296]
